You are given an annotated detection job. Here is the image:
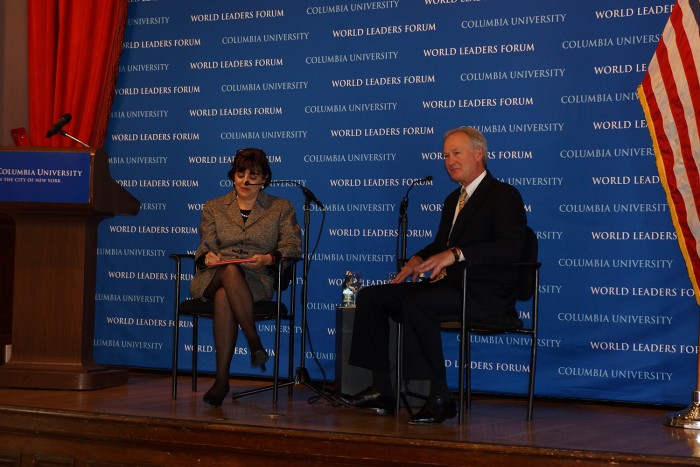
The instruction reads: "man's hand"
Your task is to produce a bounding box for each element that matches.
[392,256,424,283]
[415,249,457,281]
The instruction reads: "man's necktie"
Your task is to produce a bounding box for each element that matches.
[457,187,468,212]
[432,188,468,283]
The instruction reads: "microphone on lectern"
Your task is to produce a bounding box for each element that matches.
[244,180,266,186]
[46,113,72,138]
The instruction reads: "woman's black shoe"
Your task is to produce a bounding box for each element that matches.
[251,348,269,372]
[202,385,230,407]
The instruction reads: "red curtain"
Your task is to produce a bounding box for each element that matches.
[27,0,128,148]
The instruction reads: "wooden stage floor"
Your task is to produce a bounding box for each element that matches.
[0,371,700,466]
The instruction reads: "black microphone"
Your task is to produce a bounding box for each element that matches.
[400,175,433,214]
[271,180,325,210]
[244,180,266,186]
[402,175,433,201]
[46,113,72,138]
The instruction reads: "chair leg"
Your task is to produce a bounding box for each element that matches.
[172,313,180,400]
[464,331,471,424]
[527,333,537,421]
[395,323,402,414]
[458,327,467,425]
[272,303,283,404]
[287,314,295,397]
[192,315,199,392]
[458,267,468,424]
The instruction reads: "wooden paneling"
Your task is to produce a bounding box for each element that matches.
[0,215,12,351]
[0,147,138,386]
[0,373,697,466]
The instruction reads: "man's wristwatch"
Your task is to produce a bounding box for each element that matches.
[450,247,461,262]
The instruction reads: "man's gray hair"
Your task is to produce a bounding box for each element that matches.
[443,127,488,168]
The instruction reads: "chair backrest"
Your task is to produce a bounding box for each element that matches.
[515,226,539,301]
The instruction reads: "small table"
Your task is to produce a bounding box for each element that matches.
[335,305,371,395]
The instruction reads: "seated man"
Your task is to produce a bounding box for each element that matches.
[338,126,528,424]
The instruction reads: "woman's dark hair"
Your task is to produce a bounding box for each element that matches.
[226,148,272,188]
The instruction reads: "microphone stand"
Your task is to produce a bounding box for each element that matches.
[274,182,334,402]
[397,178,427,270]
[398,193,410,271]
[57,130,90,148]
[395,177,431,411]
[293,193,333,401]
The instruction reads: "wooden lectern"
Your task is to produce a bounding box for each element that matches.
[0,147,139,389]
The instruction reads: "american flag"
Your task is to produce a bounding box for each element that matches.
[638,0,700,303]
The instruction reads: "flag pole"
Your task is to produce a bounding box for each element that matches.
[636,0,700,428]
[664,307,700,428]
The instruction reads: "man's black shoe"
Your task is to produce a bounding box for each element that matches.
[335,386,395,416]
[408,393,457,424]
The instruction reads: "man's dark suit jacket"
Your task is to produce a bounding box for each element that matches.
[413,170,528,321]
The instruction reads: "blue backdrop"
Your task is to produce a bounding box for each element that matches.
[93,0,696,406]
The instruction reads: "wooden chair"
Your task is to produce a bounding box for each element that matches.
[170,253,298,403]
[396,226,541,423]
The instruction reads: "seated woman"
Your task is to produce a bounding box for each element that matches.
[189,148,302,407]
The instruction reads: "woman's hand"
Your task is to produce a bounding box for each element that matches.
[240,253,274,269]
[203,250,221,267]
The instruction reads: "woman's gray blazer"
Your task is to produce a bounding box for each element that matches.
[189,190,302,302]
